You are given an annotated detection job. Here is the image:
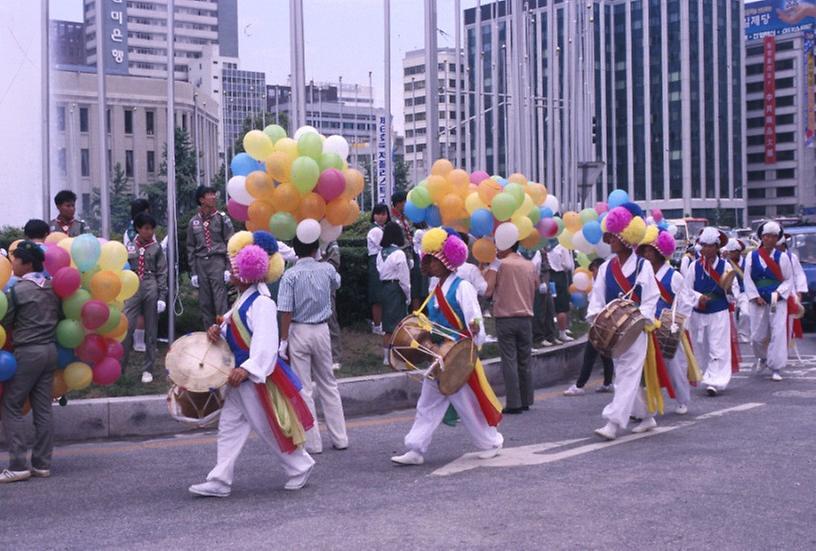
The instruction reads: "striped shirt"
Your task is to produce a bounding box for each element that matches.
[277,257,341,323]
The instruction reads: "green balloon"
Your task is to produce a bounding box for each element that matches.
[99,305,121,334]
[417,178,428,188]
[580,208,599,224]
[81,267,100,291]
[0,292,6,320]
[56,319,85,349]
[527,206,541,226]
[492,192,517,221]
[291,156,320,194]
[409,186,432,209]
[576,252,591,269]
[62,289,91,320]
[553,216,565,235]
[319,152,344,172]
[269,212,297,241]
[297,133,323,160]
[263,124,287,144]
[503,183,525,208]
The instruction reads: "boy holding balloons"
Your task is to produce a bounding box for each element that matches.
[1,241,61,483]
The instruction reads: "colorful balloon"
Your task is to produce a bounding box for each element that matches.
[80,299,110,331]
[297,132,323,160]
[291,156,320,194]
[246,171,275,201]
[272,182,302,213]
[0,351,17,382]
[318,152,345,172]
[230,153,263,176]
[76,334,107,364]
[62,289,91,320]
[495,222,520,251]
[608,189,630,209]
[90,270,122,303]
[227,198,249,222]
[470,209,494,238]
[56,319,85,349]
[92,357,122,386]
[408,186,432,209]
[117,270,139,301]
[263,124,287,144]
[44,232,68,245]
[472,238,497,264]
[491,193,517,222]
[323,135,350,159]
[583,220,603,244]
[98,241,128,272]
[105,338,125,361]
[265,151,293,183]
[98,305,122,334]
[319,219,343,243]
[315,168,346,202]
[427,175,452,203]
[404,202,426,223]
[243,130,275,161]
[71,234,101,273]
[247,200,275,228]
[64,361,93,390]
[431,159,454,177]
[274,137,299,160]
[226,175,252,206]
[325,198,352,226]
[53,267,82,299]
[299,192,327,220]
[44,245,71,275]
[470,170,490,184]
[269,212,298,241]
[295,219,321,244]
[342,168,365,198]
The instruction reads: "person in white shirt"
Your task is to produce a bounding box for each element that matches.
[777,234,808,343]
[548,243,575,342]
[366,204,390,335]
[377,222,412,365]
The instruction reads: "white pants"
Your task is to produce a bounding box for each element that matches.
[736,294,751,343]
[688,309,732,391]
[666,350,691,407]
[404,379,503,455]
[749,300,789,372]
[290,322,348,452]
[604,332,649,428]
[207,383,315,486]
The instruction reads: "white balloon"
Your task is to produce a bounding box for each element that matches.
[319,219,343,243]
[543,194,560,214]
[294,125,319,140]
[296,218,321,244]
[573,271,592,292]
[226,175,253,206]
[494,222,520,251]
[593,240,612,258]
[667,224,678,237]
[571,231,594,254]
[323,135,350,160]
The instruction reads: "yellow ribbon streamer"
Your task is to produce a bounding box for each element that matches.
[643,324,664,415]
[681,332,702,385]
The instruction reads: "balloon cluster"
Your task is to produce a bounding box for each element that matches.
[226,124,365,244]
[39,233,135,391]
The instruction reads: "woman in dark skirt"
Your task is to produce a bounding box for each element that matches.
[367,204,391,335]
[376,222,411,365]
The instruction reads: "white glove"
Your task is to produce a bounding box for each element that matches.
[278,339,289,360]
[191,275,199,288]
[224,270,231,283]
[157,300,166,314]
[538,283,549,294]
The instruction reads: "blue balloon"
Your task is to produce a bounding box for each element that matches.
[0,351,17,382]
[570,292,588,309]
[230,152,264,176]
[608,189,630,209]
[404,201,427,224]
[57,346,76,370]
[470,208,495,238]
[658,220,669,230]
[539,206,553,219]
[494,176,508,187]
[583,220,603,244]
[425,205,442,227]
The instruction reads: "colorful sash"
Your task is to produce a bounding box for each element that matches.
[758,246,784,282]
[693,259,729,313]
[655,267,676,317]
[607,256,642,304]
[226,291,314,454]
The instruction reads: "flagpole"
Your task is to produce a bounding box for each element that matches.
[42,0,51,220]
[384,0,393,200]
[166,0,178,343]
[94,0,110,237]
[424,0,440,165]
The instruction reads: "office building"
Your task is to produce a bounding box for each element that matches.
[51,20,87,66]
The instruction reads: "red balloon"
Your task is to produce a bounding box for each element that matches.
[92,357,122,386]
[315,168,345,203]
[105,338,124,361]
[80,300,110,331]
[44,245,71,275]
[227,198,249,222]
[538,218,559,238]
[52,267,81,299]
[76,334,107,365]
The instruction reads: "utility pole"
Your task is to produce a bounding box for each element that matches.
[166,0,178,343]
[94,0,110,237]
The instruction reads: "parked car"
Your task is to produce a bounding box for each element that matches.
[786,225,816,330]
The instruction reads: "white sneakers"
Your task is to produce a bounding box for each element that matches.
[631,417,658,434]
[0,469,31,483]
[371,323,385,336]
[189,480,231,497]
[594,422,618,440]
[31,467,50,478]
[563,384,585,396]
[595,385,614,394]
[390,450,425,465]
[284,465,313,491]
[540,339,554,347]
[705,386,718,397]
[559,331,575,343]
[771,371,783,382]
[675,404,688,415]
[477,444,502,460]
[141,371,153,384]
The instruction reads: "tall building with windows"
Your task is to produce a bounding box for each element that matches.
[463,0,746,224]
[402,48,466,182]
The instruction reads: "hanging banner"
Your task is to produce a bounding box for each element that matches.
[745,1,816,40]
[764,35,777,165]
[104,0,129,75]
[376,114,388,203]
[805,30,815,148]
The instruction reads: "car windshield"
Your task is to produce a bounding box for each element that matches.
[687,221,706,237]
[792,233,816,264]
[673,225,688,241]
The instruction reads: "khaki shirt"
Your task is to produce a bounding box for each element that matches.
[186,210,234,274]
[126,239,168,301]
[3,278,60,346]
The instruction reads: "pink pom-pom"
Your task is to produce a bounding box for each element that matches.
[595,202,608,215]
[442,235,468,269]
[651,208,663,223]
[604,206,633,234]
[235,244,269,283]
[655,231,676,258]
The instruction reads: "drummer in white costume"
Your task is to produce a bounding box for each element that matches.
[744,221,794,381]
[189,231,315,497]
[589,205,660,441]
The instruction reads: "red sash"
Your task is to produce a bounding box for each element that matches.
[757,247,784,282]
[433,282,469,339]
[655,277,673,306]
[699,258,722,284]
[611,257,640,303]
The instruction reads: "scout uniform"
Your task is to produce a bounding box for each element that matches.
[49,216,88,237]
[187,209,234,329]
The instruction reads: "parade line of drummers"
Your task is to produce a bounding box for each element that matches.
[0,187,807,494]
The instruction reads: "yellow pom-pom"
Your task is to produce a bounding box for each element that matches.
[421,228,448,254]
[228,231,254,257]
[266,252,285,283]
[621,217,646,246]
[640,225,659,247]
[600,217,607,233]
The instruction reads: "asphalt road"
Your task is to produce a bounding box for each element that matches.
[2,337,815,550]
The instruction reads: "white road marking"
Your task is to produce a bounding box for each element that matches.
[432,403,766,477]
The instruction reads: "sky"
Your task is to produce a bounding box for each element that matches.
[49,0,481,133]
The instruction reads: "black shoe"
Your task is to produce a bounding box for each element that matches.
[705,386,718,397]
[332,444,348,451]
[521,405,530,411]
[502,407,524,414]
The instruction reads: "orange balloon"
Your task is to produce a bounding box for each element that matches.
[90,270,122,303]
[477,179,502,206]
[245,219,264,232]
[246,170,275,200]
[439,193,465,221]
[0,255,11,289]
[563,211,582,233]
[266,151,292,183]
[343,168,365,198]
[326,197,352,226]
[273,182,301,213]
[102,313,128,339]
[520,228,541,249]
[247,200,275,227]
[8,240,22,255]
[343,200,361,225]
[472,238,497,264]
[431,158,454,177]
[427,175,452,204]
[299,193,327,221]
[45,232,68,245]
[526,183,547,205]
[508,173,528,186]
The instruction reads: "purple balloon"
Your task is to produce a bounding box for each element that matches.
[470,170,490,184]
[92,357,122,386]
[44,245,71,275]
[315,168,345,202]
[227,198,249,222]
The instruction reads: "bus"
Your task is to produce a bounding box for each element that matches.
[667,217,708,263]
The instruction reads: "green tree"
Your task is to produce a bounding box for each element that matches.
[87,162,133,235]
[144,127,203,228]
[393,157,409,194]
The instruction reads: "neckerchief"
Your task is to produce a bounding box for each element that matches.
[392,209,412,241]
[610,256,640,303]
[199,209,214,251]
[134,236,156,279]
[21,272,47,288]
[56,216,74,234]
[757,246,783,282]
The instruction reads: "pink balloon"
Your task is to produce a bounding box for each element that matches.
[97,237,108,245]
[105,338,124,361]
[92,357,122,386]
[594,202,609,215]
[470,170,490,184]
[227,198,249,222]
[315,168,345,202]
[76,334,107,365]
[81,300,110,331]
[537,218,559,238]
[651,208,663,222]
[44,245,71,275]
[52,267,82,299]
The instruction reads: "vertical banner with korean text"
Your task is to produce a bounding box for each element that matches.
[764,35,776,164]
[105,0,129,75]
[805,31,815,149]
[376,114,387,203]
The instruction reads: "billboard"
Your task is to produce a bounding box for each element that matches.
[103,0,129,75]
[745,1,816,41]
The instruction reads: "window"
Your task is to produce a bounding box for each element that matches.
[747,170,765,181]
[776,168,795,179]
[106,108,111,134]
[776,113,794,125]
[777,186,796,197]
[124,109,133,134]
[58,148,67,175]
[147,150,155,173]
[747,134,764,146]
[57,106,66,131]
[125,150,134,177]
[80,148,90,177]
[748,205,766,217]
[79,107,89,133]
[777,204,796,215]
[146,110,155,135]
[748,188,766,199]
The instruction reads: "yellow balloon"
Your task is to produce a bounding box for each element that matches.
[0,325,6,348]
[58,237,73,254]
[427,175,452,204]
[558,229,575,250]
[464,192,487,215]
[512,214,534,240]
[99,241,128,272]
[526,183,547,205]
[508,173,529,186]
[45,232,68,245]
[64,362,93,391]
[266,151,292,183]
[430,158,454,177]
[274,137,299,160]
[243,130,275,161]
[513,194,535,219]
[0,256,11,289]
[563,211,582,233]
[117,270,139,301]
